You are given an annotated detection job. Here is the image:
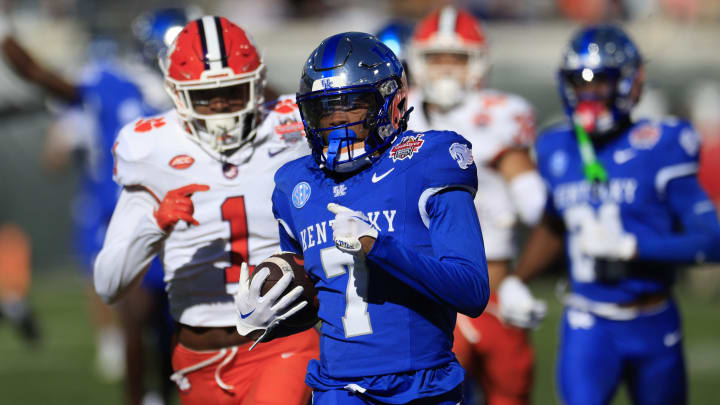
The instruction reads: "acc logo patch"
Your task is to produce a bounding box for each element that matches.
[292,182,312,208]
[134,117,166,132]
[449,143,474,169]
[389,134,424,162]
[629,124,660,149]
[169,155,194,170]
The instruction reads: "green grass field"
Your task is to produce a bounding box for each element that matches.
[0,270,718,404]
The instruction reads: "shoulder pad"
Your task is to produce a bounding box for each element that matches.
[405,130,478,196]
[273,155,315,192]
[112,113,172,196]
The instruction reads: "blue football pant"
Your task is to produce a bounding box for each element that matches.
[557,300,686,405]
[312,383,463,405]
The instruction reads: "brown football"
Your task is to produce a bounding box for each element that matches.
[251,252,319,331]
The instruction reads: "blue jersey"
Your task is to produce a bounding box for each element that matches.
[66,60,161,270]
[536,118,720,303]
[272,130,489,388]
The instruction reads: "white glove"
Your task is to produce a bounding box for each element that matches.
[497,275,547,329]
[327,203,378,255]
[578,219,636,261]
[234,262,308,350]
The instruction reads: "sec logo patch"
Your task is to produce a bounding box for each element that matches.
[292,182,311,209]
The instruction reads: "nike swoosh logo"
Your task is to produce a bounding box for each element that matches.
[371,168,395,183]
[281,352,295,359]
[613,149,636,164]
[240,309,255,319]
[268,147,289,158]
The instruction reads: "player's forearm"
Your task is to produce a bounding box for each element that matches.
[368,234,489,317]
[366,190,490,317]
[2,37,79,102]
[514,213,564,282]
[93,190,166,304]
[647,175,720,263]
[635,221,720,263]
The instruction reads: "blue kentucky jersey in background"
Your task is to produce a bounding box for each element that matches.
[68,60,163,276]
[272,130,488,402]
[536,118,720,303]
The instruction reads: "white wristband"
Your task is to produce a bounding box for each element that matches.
[509,170,547,226]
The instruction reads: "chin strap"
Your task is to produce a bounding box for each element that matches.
[397,106,414,133]
[574,123,608,184]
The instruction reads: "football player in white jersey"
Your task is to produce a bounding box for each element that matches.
[93,16,318,405]
[407,7,547,405]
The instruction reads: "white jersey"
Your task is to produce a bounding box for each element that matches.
[95,95,310,327]
[407,88,536,260]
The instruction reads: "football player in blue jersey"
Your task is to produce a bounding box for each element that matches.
[509,25,720,405]
[233,32,490,404]
[44,8,188,403]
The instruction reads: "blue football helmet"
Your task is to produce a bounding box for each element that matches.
[375,21,413,61]
[132,8,190,66]
[558,24,643,137]
[297,32,411,173]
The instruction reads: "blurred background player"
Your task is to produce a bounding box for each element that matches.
[0,4,81,348]
[513,25,720,405]
[374,20,413,82]
[93,16,318,405]
[44,8,189,404]
[0,223,39,345]
[248,31,489,404]
[406,7,547,405]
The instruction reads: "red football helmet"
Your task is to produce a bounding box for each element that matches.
[409,7,489,108]
[160,16,265,154]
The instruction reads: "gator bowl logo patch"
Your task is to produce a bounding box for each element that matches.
[449,143,474,169]
[292,182,312,209]
[389,134,424,162]
[629,124,660,149]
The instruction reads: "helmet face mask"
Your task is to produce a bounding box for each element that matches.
[558,25,643,138]
[160,16,265,155]
[297,32,409,173]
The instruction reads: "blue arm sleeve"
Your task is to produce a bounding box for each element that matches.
[278,223,302,255]
[637,175,720,262]
[271,186,302,255]
[366,188,490,317]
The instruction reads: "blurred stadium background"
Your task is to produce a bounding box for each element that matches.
[0,0,718,404]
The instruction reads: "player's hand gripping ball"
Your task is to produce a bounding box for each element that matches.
[253,252,319,331]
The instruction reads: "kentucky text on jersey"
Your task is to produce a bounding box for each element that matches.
[298,211,397,251]
[552,178,638,209]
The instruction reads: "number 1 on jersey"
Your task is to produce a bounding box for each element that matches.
[221,196,252,294]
